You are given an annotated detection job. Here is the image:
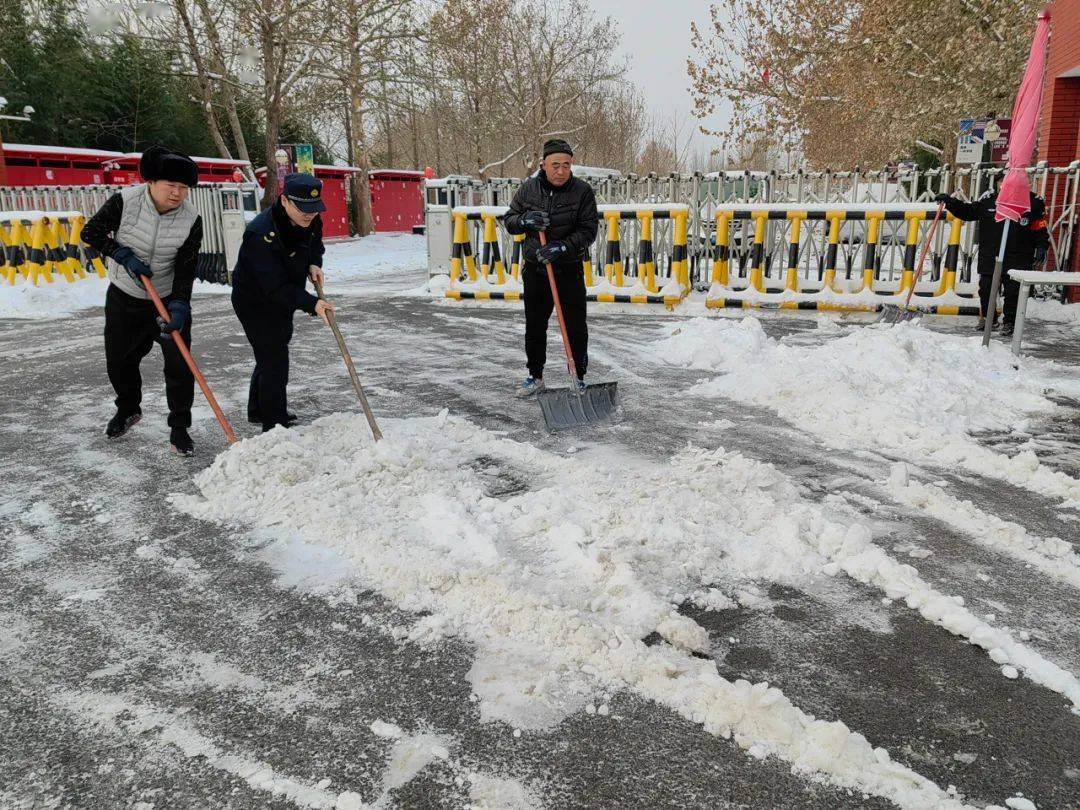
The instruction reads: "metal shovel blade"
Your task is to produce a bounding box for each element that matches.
[879,303,921,325]
[537,382,619,430]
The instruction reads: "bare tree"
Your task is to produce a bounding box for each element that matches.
[689,0,1042,167]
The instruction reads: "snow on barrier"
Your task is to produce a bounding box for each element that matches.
[0,211,105,285]
[443,204,692,306]
[706,203,980,315]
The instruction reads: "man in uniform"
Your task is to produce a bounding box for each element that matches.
[504,139,599,397]
[82,145,203,456]
[936,181,1049,337]
[231,173,334,432]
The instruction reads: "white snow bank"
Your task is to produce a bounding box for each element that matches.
[174,411,1066,809]
[323,234,427,286]
[0,234,429,318]
[1027,299,1080,325]
[653,318,1080,503]
[0,276,109,319]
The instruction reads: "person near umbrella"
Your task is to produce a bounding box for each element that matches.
[935,183,1048,337]
[231,173,334,432]
[82,145,203,456]
[503,139,599,397]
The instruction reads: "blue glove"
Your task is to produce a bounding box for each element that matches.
[157,300,190,336]
[536,241,568,265]
[113,246,152,286]
[521,210,550,232]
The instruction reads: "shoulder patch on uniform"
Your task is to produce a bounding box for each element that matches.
[263,235,273,243]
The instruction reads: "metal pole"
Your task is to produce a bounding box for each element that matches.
[1011,279,1031,356]
[982,219,1011,347]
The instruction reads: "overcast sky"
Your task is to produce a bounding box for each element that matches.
[587,0,731,160]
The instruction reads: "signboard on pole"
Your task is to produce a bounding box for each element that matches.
[956,118,1012,165]
[987,118,1011,164]
[294,144,314,176]
[274,144,297,195]
[956,119,984,164]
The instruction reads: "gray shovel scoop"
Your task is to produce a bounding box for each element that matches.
[535,231,619,430]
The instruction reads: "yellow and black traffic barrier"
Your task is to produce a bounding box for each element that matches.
[443,204,691,306]
[705,204,980,315]
[0,212,103,286]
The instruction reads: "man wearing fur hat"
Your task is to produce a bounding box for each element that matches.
[504,139,598,398]
[82,145,203,456]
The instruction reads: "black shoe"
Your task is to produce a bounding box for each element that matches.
[1001,323,1015,338]
[170,427,195,457]
[248,412,297,426]
[975,317,986,331]
[105,411,141,438]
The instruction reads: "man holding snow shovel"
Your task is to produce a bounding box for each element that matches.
[935,181,1048,338]
[231,173,334,432]
[504,139,599,398]
[82,145,203,456]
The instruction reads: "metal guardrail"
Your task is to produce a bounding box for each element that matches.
[430,162,1080,288]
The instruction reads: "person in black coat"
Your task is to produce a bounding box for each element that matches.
[935,183,1049,337]
[504,139,599,397]
[231,173,335,432]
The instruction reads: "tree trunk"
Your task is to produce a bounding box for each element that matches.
[175,0,232,159]
[348,57,374,236]
[193,0,251,172]
[344,93,362,236]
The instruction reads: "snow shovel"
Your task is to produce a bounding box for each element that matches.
[143,277,237,444]
[313,278,383,441]
[880,201,946,324]
[535,231,618,430]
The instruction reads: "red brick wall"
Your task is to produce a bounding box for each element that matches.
[1040,0,1080,165]
[1038,0,1080,289]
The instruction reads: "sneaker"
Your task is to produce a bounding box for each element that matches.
[1001,323,1015,338]
[170,427,195,457]
[105,411,141,438]
[974,317,986,332]
[576,379,587,393]
[515,377,544,398]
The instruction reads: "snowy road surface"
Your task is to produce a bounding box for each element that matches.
[2,235,1080,809]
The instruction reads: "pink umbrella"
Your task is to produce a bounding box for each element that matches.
[996,11,1052,223]
[983,10,1051,346]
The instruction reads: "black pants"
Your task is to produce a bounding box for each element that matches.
[104,284,194,428]
[978,272,1021,325]
[523,263,588,381]
[233,291,294,431]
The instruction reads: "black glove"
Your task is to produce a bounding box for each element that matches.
[521,210,550,232]
[156,300,190,336]
[933,193,953,204]
[536,241,568,265]
[113,246,152,286]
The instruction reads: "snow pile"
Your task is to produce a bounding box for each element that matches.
[654,318,1080,502]
[323,233,427,288]
[173,411,1072,808]
[1027,298,1080,325]
[0,276,109,319]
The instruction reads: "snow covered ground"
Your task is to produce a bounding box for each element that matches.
[2,235,1080,809]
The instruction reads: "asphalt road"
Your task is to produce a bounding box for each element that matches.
[1,278,1078,809]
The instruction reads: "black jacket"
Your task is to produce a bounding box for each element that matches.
[504,171,599,269]
[942,191,1049,275]
[81,192,203,302]
[231,201,324,315]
